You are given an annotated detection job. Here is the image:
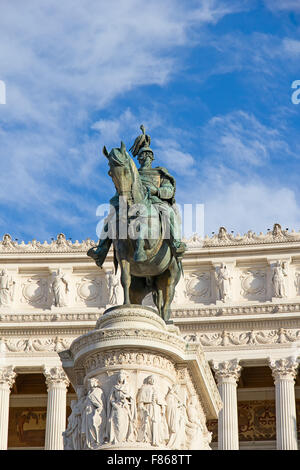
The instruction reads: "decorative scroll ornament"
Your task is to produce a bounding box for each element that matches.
[21,277,49,305]
[76,277,103,304]
[185,272,210,302]
[240,270,266,298]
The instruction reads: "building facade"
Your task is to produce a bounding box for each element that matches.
[0,224,300,450]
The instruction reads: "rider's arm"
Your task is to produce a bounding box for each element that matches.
[157,179,174,200]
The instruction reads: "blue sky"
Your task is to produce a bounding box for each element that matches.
[0,0,300,242]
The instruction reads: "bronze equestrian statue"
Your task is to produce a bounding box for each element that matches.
[88,126,186,322]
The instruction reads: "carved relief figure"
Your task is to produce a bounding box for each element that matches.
[106,371,136,444]
[63,398,83,450]
[185,395,204,449]
[272,261,287,298]
[0,268,15,305]
[165,384,186,448]
[136,375,168,446]
[63,387,86,450]
[52,268,69,306]
[81,378,106,449]
[215,264,232,302]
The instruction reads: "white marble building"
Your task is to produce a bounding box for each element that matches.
[1,224,300,450]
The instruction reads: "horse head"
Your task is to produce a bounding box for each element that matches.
[103,141,144,203]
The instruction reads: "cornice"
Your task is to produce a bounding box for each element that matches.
[1,224,300,258]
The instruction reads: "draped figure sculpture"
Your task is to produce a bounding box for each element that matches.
[106,371,136,445]
[165,384,186,448]
[52,268,69,307]
[136,375,168,446]
[81,378,106,449]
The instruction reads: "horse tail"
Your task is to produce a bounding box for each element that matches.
[113,246,118,274]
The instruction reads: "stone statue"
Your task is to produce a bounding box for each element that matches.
[165,384,186,448]
[272,261,287,298]
[87,125,186,321]
[136,375,168,446]
[81,378,106,449]
[52,268,69,307]
[63,387,86,450]
[106,271,122,305]
[63,394,85,450]
[106,371,136,444]
[185,395,204,449]
[0,268,15,305]
[215,263,232,302]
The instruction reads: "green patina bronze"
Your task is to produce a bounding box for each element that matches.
[88,125,186,321]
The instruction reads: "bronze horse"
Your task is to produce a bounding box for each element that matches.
[89,142,182,322]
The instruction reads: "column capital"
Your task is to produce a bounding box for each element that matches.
[269,357,299,382]
[211,359,242,384]
[0,366,16,389]
[43,366,69,389]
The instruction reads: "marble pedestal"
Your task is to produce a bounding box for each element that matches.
[60,305,222,450]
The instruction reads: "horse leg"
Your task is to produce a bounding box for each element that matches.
[129,276,151,304]
[120,259,131,305]
[156,257,181,321]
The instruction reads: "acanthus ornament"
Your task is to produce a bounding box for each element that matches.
[0,365,16,388]
[268,357,299,382]
[211,359,242,383]
[43,366,70,388]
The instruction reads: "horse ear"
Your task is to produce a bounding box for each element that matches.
[102,146,109,158]
[120,141,126,154]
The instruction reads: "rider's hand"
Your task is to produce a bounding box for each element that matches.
[149,186,158,195]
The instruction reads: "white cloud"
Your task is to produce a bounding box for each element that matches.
[264,0,300,12]
[0,0,237,239]
[203,182,300,235]
[202,111,291,168]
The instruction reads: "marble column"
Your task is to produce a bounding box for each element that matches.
[212,359,242,450]
[44,366,70,450]
[269,357,299,450]
[0,366,16,450]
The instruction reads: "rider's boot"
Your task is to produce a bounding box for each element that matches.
[87,237,112,268]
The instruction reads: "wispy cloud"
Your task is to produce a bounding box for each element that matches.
[0,0,236,240]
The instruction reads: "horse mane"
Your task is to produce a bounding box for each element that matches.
[127,154,145,204]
